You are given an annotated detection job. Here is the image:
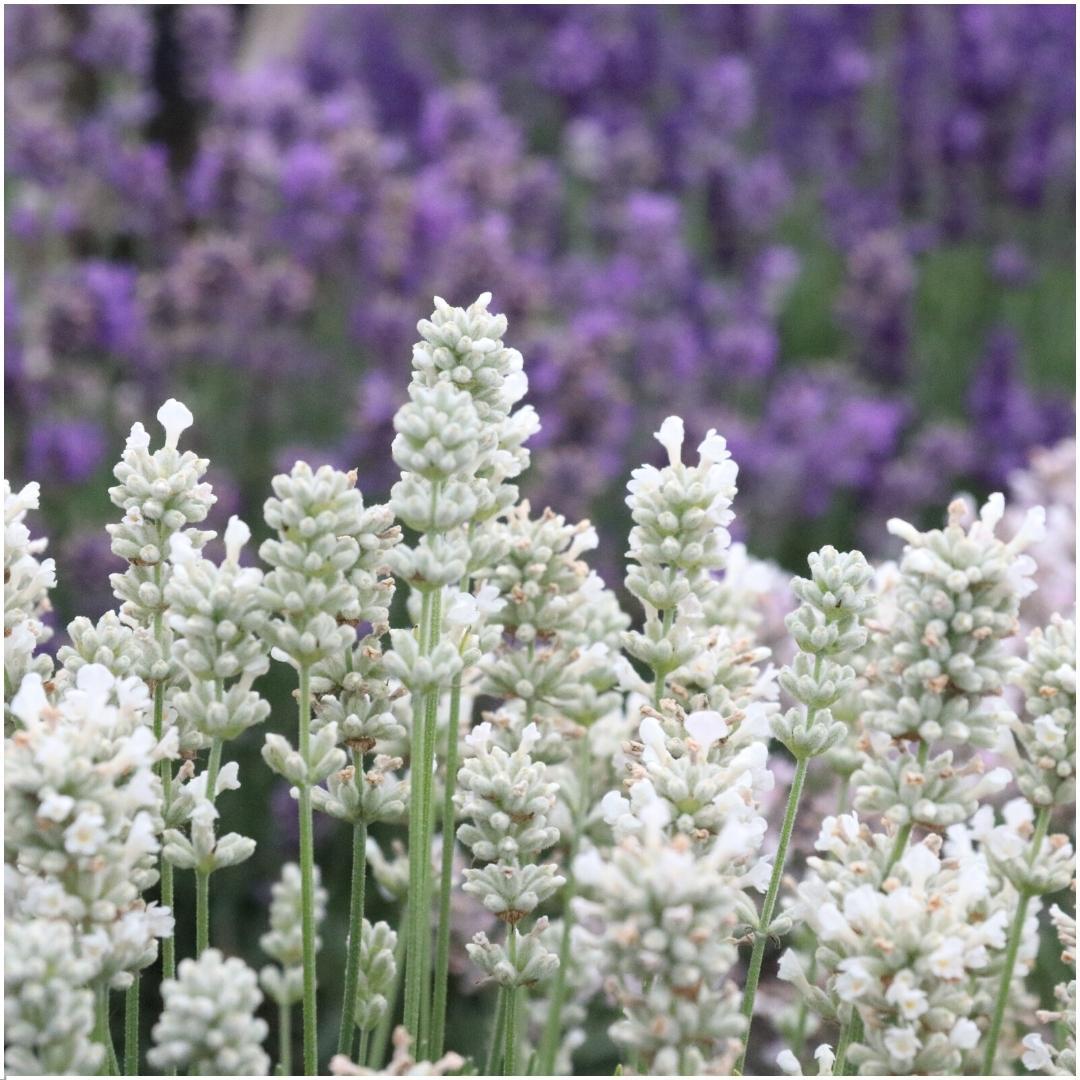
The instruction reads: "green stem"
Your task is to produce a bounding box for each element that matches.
[836,773,850,815]
[369,904,408,1069]
[430,670,464,1058]
[123,976,139,1074]
[652,607,676,706]
[297,664,318,1076]
[404,590,434,1043]
[485,987,507,1075]
[356,1029,370,1071]
[981,804,1052,1073]
[791,952,816,1059]
[833,1010,863,1075]
[337,758,369,1057]
[194,737,223,957]
[503,929,519,1077]
[882,740,930,876]
[95,982,118,1075]
[735,753,810,1075]
[278,1001,292,1077]
[536,737,592,1074]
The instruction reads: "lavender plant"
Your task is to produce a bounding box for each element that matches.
[3,293,1074,1079]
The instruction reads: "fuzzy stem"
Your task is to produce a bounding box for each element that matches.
[369,904,407,1069]
[278,1001,292,1077]
[735,752,810,1075]
[981,803,1052,1073]
[95,981,118,1075]
[404,588,436,1043]
[652,607,676,705]
[536,736,592,1073]
[297,663,318,1075]
[123,976,139,1075]
[356,1028,370,1072]
[485,987,507,1075]
[430,668,464,1058]
[337,756,369,1057]
[833,1010,863,1075]
[503,929,519,1076]
[194,736,223,957]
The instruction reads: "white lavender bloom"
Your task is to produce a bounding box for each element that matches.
[3,480,56,702]
[6,664,176,988]
[785,822,1015,1075]
[4,917,104,1076]
[455,722,564,926]
[353,919,398,1030]
[310,753,409,826]
[166,518,269,685]
[574,816,746,1074]
[623,419,738,683]
[57,609,155,684]
[1007,617,1076,809]
[149,948,269,1075]
[259,862,328,1007]
[773,546,874,758]
[855,495,1045,832]
[865,494,1043,746]
[107,399,215,631]
[480,503,624,735]
[258,463,370,667]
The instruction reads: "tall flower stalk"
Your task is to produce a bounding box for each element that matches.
[736,546,873,1072]
[258,464,367,1073]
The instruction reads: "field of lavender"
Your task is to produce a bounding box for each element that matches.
[4,6,1076,1079]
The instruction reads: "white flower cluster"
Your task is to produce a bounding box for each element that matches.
[574,813,745,1074]
[329,1026,465,1076]
[352,919,399,1031]
[1020,904,1075,1076]
[6,665,175,991]
[1007,616,1076,810]
[455,722,564,988]
[3,915,104,1075]
[622,416,739,690]
[783,822,1006,1074]
[855,495,1045,832]
[260,861,329,1007]
[161,517,269,877]
[774,545,874,758]
[3,480,56,701]
[107,399,215,634]
[149,948,269,1075]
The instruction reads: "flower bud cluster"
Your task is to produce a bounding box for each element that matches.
[854,494,1046,830]
[258,462,372,667]
[3,917,104,1076]
[149,948,270,1076]
[456,722,564,924]
[259,861,328,1007]
[481,503,625,732]
[3,480,56,701]
[773,546,873,758]
[784,822,1009,1075]
[601,708,772,897]
[1008,617,1076,809]
[455,721,564,988]
[58,610,155,685]
[6,664,175,989]
[865,495,1044,745]
[352,918,398,1030]
[107,399,215,630]
[390,294,538,588]
[573,818,746,1074]
[623,417,738,683]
